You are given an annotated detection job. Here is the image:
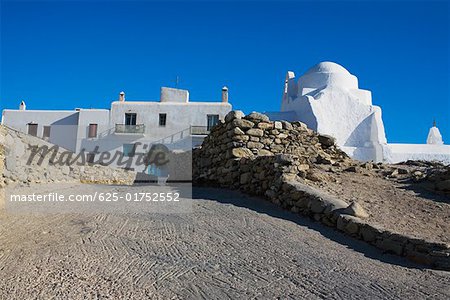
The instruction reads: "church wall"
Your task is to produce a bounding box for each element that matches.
[276,62,450,164]
[349,89,372,105]
[384,144,450,165]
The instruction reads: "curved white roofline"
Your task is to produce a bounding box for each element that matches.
[305,61,351,75]
[299,61,358,91]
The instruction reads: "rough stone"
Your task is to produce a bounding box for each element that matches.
[257,122,274,130]
[360,225,377,242]
[230,147,253,158]
[345,166,361,173]
[345,221,360,235]
[230,127,245,135]
[247,142,264,149]
[397,168,409,175]
[240,172,252,184]
[246,128,264,137]
[257,149,274,156]
[232,135,250,142]
[306,170,327,182]
[61,165,70,175]
[316,153,334,165]
[244,112,270,122]
[342,201,369,219]
[318,134,336,148]
[337,215,360,235]
[323,197,348,216]
[310,197,326,214]
[292,121,308,130]
[225,110,245,122]
[5,156,16,171]
[377,238,404,256]
[281,121,293,130]
[232,119,254,130]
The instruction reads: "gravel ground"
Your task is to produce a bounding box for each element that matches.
[306,168,450,244]
[0,183,449,299]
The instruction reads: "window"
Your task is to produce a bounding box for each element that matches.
[88,123,98,138]
[159,113,167,127]
[123,143,136,157]
[86,153,95,164]
[125,113,137,125]
[207,115,219,131]
[28,123,38,136]
[43,126,51,139]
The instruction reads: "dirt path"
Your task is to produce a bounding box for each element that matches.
[308,168,450,244]
[0,183,449,299]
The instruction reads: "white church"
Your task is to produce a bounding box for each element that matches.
[266,61,449,164]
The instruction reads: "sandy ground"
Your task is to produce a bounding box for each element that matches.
[0,183,449,299]
[307,167,450,244]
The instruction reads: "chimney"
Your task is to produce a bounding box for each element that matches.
[119,91,125,102]
[222,86,228,103]
[19,100,26,110]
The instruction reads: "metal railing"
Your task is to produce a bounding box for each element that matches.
[115,124,145,134]
[190,126,210,135]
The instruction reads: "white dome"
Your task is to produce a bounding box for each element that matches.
[299,61,358,91]
[305,61,351,75]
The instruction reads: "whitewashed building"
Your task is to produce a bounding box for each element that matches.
[1,87,232,172]
[266,61,450,164]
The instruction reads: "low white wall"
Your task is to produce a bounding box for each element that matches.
[384,144,450,165]
[339,144,450,164]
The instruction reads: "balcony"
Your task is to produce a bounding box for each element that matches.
[115,124,145,134]
[190,126,210,136]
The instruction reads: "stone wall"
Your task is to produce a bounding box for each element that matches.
[193,111,349,186]
[193,111,450,270]
[0,125,136,187]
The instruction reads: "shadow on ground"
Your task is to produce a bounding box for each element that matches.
[396,179,450,204]
[192,186,428,270]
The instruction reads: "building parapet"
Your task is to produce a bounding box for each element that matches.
[115,124,146,134]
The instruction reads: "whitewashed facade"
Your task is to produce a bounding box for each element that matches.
[1,87,232,172]
[266,62,450,164]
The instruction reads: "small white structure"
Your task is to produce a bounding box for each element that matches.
[119,91,125,102]
[1,87,232,172]
[19,100,26,111]
[427,121,444,145]
[222,86,229,103]
[267,61,450,164]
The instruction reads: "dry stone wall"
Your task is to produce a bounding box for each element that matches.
[193,111,450,270]
[0,125,136,187]
[193,111,349,187]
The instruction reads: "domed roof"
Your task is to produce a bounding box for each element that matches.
[305,61,351,75]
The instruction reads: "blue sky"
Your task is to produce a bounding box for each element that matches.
[1,0,449,143]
